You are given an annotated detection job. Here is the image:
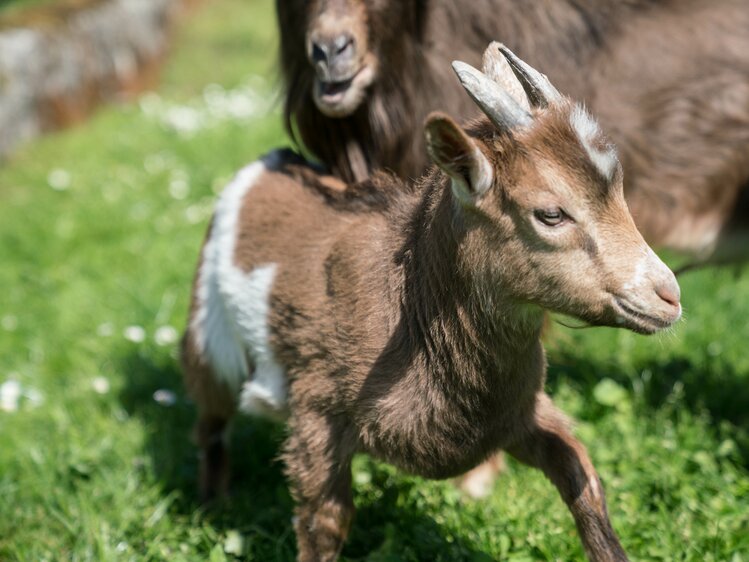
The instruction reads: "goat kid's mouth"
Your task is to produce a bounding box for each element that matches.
[313,65,375,117]
[612,296,680,334]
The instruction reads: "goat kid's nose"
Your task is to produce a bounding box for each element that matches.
[655,280,681,309]
[310,34,356,72]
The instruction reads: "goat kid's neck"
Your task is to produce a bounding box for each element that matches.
[395,174,545,383]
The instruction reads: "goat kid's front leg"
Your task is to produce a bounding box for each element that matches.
[284,413,356,562]
[508,393,628,562]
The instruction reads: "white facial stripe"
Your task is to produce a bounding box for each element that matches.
[192,152,288,417]
[621,245,678,319]
[622,246,652,293]
[569,105,617,181]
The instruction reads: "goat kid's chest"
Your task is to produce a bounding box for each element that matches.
[356,350,545,479]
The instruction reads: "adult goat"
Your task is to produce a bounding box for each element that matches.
[278,0,749,261]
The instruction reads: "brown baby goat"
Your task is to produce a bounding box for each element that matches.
[181,45,682,562]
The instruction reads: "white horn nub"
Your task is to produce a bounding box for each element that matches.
[481,41,531,111]
[497,44,562,108]
[452,60,533,131]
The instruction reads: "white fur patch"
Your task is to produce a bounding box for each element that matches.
[232,263,289,418]
[622,245,667,294]
[239,360,288,420]
[569,105,617,180]
[588,475,602,502]
[450,146,494,205]
[191,151,288,418]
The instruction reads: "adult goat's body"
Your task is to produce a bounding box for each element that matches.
[278,0,749,259]
[183,46,682,561]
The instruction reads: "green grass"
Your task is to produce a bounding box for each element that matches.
[1,0,748,560]
[0,0,66,14]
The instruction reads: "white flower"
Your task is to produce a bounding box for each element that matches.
[138,92,163,115]
[184,201,212,224]
[48,169,71,191]
[153,389,177,406]
[165,106,203,135]
[23,388,43,407]
[1,315,18,331]
[168,177,190,200]
[123,325,146,343]
[92,376,110,394]
[154,325,178,346]
[141,76,274,137]
[0,380,22,412]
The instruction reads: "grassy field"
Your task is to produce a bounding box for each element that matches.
[0,0,63,14]
[1,0,748,560]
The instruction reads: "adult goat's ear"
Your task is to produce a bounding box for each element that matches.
[425,112,493,204]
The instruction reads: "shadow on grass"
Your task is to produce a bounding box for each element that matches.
[116,350,493,561]
[116,349,294,552]
[546,348,749,462]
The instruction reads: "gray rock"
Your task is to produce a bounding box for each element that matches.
[0,0,183,157]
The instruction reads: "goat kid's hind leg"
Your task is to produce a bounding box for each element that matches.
[507,393,628,562]
[455,451,506,499]
[181,334,237,503]
[194,411,233,503]
[283,412,357,562]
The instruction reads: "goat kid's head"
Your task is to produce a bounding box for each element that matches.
[425,43,681,334]
[296,0,404,117]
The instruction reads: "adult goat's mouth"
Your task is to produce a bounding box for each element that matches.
[318,76,355,104]
[313,65,374,117]
[612,296,677,334]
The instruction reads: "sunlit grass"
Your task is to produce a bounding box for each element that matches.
[1,0,748,560]
[0,0,87,17]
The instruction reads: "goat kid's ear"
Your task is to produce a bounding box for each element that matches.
[425,112,493,204]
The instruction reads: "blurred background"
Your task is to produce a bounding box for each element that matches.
[0,0,747,560]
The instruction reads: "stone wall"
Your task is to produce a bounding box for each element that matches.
[0,0,183,157]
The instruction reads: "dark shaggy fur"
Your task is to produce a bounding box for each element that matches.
[277,0,749,259]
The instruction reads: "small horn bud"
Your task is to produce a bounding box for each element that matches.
[452,60,532,131]
[497,44,562,108]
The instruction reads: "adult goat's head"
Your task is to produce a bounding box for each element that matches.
[278,0,417,118]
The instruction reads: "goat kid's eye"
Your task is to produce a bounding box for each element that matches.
[534,208,567,227]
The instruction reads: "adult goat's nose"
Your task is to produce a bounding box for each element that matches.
[310,34,356,74]
[331,34,355,59]
[311,40,329,65]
